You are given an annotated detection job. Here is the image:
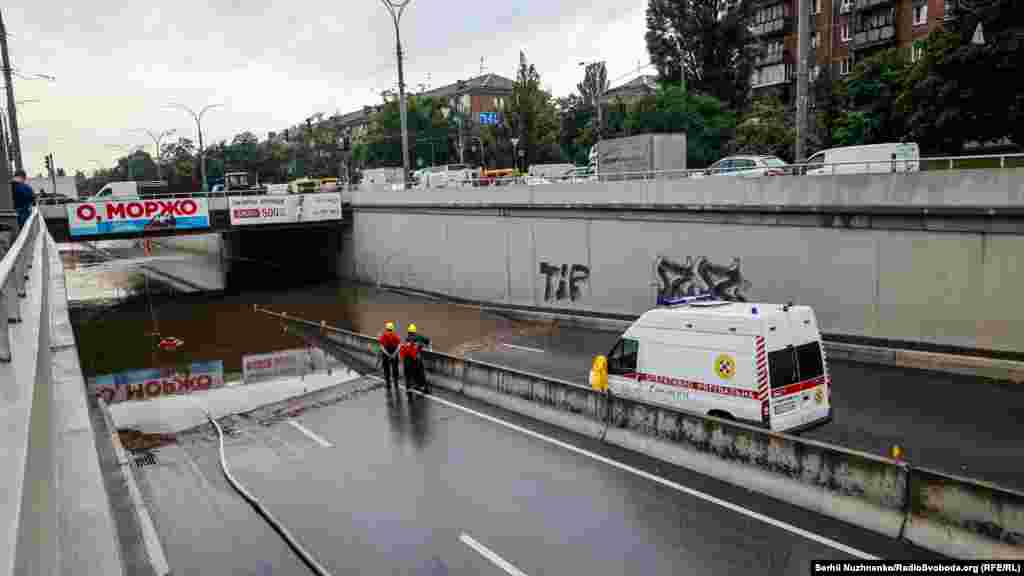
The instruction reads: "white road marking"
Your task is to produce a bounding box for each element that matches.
[287,420,333,448]
[459,533,530,576]
[367,375,878,560]
[501,343,545,354]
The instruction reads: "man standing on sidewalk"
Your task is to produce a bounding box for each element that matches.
[378,321,401,390]
[12,170,35,229]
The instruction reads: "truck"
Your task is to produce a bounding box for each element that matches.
[590,296,832,433]
[91,180,168,200]
[590,133,688,180]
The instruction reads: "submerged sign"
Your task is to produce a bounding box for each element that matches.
[92,360,225,405]
[228,192,342,226]
[67,198,211,237]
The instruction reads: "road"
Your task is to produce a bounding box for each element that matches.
[71,238,1023,490]
[149,377,935,575]
[464,322,1024,491]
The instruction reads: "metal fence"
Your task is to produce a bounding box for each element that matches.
[0,211,41,362]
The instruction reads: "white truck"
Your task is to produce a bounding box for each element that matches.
[803,142,920,176]
[592,297,832,433]
[91,180,168,200]
[591,133,688,180]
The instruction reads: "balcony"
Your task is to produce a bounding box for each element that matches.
[749,17,791,37]
[851,24,896,49]
[755,50,785,66]
[853,0,893,10]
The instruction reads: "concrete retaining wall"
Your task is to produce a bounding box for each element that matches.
[341,204,1024,354]
[267,310,1024,559]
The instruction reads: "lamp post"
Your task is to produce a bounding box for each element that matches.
[167,103,223,192]
[132,128,175,181]
[379,0,415,189]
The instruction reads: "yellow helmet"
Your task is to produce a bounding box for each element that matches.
[385,322,395,331]
[408,324,417,333]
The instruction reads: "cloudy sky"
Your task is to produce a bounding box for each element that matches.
[3,1,650,177]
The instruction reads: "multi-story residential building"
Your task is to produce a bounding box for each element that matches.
[748,0,955,103]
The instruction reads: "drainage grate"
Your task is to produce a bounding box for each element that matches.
[133,452,158,468]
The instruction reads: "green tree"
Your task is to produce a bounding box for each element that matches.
[645,0,754,110]
[577,62,609,137]
[506,51,563,168]
[558,95,594,165]
[897,19,1024,154]
[623,84,736,167]
[832,48,910,147]
[729,96,795,160]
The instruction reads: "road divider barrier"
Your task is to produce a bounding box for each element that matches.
[257,308,1024,560]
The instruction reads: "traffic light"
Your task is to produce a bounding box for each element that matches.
[44,154,52,174]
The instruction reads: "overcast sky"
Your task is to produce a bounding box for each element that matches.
[3,1,650,177]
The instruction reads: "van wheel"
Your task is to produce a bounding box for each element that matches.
[708,410,735,421]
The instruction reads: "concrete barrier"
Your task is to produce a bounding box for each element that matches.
[263,309,1024,559]
[905,468,1024,559]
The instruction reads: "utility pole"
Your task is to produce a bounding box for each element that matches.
[380,0,414,189]
[0,10,23,172]
[794,0,810,163]
[168,103,222,192]
[134,128,175,181]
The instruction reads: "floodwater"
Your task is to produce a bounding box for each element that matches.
[63,236,555,380]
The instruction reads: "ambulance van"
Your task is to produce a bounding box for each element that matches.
[597,298,832,432]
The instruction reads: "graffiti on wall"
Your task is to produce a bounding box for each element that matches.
[539,262,590,303]
[655,256,752,302]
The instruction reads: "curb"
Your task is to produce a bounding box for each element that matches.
[376,284,1024,384]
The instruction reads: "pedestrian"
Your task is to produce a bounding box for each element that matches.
[399,329,421,393]
[11,170,35,229]
[378,321,401,390]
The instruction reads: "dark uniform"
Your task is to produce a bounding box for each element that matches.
[399,335,422,392]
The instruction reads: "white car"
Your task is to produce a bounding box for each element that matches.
[701,155,791,178]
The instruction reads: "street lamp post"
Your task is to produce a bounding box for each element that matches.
[167,103,223,192]
[379,0,414,189]
[133,128,176,181]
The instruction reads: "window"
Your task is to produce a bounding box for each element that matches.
[806,152,825,173]
[810,65,820,81]
[811,31,819,49]
[796,342,825,381]
[841,23,850,42]
[607,338,639,376]
[840,57,852,75]
[735,159,757,170]
[943,0,956,19]
[911,41,925,62]
[768,348,797,389]
[840,0,853,13]
[812,0,821,13]
[913,2,928,25]
[710,158,733,174]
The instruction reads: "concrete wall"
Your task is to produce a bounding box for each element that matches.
[341,209,1024,353]
[271,311,1024,559]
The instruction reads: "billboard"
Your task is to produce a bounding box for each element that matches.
[228,192,342,226]
[67,198,211,237]
[92,360,225,405]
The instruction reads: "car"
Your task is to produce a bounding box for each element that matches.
[701,155,791,178]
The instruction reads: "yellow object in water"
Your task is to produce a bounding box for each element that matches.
[590,355,608,392]
[408,324,417,333]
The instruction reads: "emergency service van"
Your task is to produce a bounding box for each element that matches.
[597,298,832,432]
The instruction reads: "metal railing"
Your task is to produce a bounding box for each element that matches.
[0,211,41,362]
[33,187,343,207]
[357,152,1024,191]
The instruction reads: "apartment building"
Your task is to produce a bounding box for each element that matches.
[748,0,956,102]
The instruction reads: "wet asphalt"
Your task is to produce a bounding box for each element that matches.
[467,325,1024,491]
[155,378,936,576]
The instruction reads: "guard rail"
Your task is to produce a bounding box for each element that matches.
[0,212,41,362]
[257,307,1024,560]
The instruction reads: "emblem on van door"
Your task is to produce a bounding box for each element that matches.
[715,354,737,380]
[815,388,824,404]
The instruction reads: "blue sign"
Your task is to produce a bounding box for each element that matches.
[479,112,500,125]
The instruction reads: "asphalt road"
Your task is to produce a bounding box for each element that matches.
[465,324,1024,491]
[164,378,934,575]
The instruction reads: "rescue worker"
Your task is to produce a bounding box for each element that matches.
[378,321,401,390]
[407,324,431,393]
[399,329,422,393]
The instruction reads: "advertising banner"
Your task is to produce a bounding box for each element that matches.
[228,192,342,226]
[67,198,211,237]
[242,349,311,382]
[93,360,225,405]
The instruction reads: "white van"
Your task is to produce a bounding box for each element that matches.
[597,298,832,432]
[426,164,474,188]
[92,181,168,200]
[804,142,920,176]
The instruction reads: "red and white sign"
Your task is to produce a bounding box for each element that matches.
[67,198,211,237]
[92,361,225,405]
[242,349,312,382]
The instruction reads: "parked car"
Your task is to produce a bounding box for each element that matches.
[700,156,791,178]
[802,143,920,176]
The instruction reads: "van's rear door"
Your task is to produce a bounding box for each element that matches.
[767,308,830,431]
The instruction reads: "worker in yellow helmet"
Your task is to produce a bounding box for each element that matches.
[400,323,431,393]
[378,321,401,390]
